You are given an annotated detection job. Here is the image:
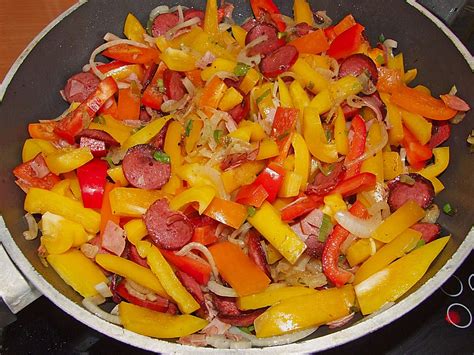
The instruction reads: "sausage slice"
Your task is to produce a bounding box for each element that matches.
[387,173,435,211]
[245,23,285,57]
[63,72,100,104]
[259,45,299,78]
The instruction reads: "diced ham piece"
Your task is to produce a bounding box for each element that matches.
[101,220,126,256]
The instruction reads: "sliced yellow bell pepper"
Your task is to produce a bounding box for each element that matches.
[123,13,146,43]
[291,133,310,189]
[161,174,183,195]
[41,234,73,255]
[303,107,339,163]
[265,243,283,264]
[419,147,449,179]
[163,120,184,173]
[231,25,247,48]
[169,185,215,214]
[25,188,100,233]
[371,200,425,243]
[137,241,200,314]
[346,238,384,267]
[218,87,243,111]
[387,52,405,73]
[289,80,310,114]
[253,83,275,118]
[41,211,88,247]
[239,120,266,141]
[22,138,57,162]
[88,115,133,145]
[291,58,328,94]
[109,187,167,217]
[119,302,208,338]
[309,89,332,114]
[380,93,404,146]
[278,171,302,198]
[201,58,237,81]
[51,179,71,197]
[95,254,169,299]
[427,176,445,194]
[106,165,128,186]
[239,68,260,94]
[330,76,363,103]
[47,250,107,298]
[334,106,349,155]
[204,0,218,35]
[404,68,418,84]
[184,116,204,154]
[62,171,82,200]
[361,121,385,182]
[283,154,295,171]
[221,161,265,193]
[322,193,347,219]
[277,77,293,108]
[355,236,450,315]
[45,147,93,175]
[204,197,248,229]
[122,115,172,150]
[302,54,331,70]
[400,109,432,145]
[293,0,315,25]
[124,218,148,245]
[237,284,316,311]
[160,48,196,71]
[354,228,421,284]
[254,285,356,337]
[228,125,252,142]
[248,202,307,264]
[256,139,279,160]
[382,151,403,180]
[176,163,225,196]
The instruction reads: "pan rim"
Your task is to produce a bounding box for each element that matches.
[0,0,473,352]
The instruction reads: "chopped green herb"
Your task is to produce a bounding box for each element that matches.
[238,325,255,334]
[325,129,332,142]
[184,119,193,137]
[277,32,287,40]
[247,206,256,217]
[146,18,153,36]
[415,239,426,249]
[157,79,166,93]
[318,213,333,242]
[102,156,116,169]
[213,129,223,143]
[93,115,105,124]
[153,151,171,164]
[256,89,271,105]
[375,54,385,65]
[442,203,456,216]
[379,33,386,43]
[234,63,251,77]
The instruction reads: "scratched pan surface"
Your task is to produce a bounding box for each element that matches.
[0,0,472,352]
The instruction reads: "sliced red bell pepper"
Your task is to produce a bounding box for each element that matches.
[333,14,357,37]
[192,224,218,246]
[235,182,269,208]
[327,23,364,60]
[97,97,119,119]
[428,122,451,149]
[13,154,61,191]
[250,0,286,32]
[331,172,376,197]
[253,162,286,203]
[401,126,433,170]
[280,195,324,221]
[28,122,60,142]
[322,200,368,287]
[115,280,169,312]
[95,60,128,74]
[101,44,160,65]
[160,249,211,285]
[141,62,167,110]
[324,26,337,42]
[54,77,118,143]
[76,158,108,209]
[344,114,367,178]
[271,107,299,162]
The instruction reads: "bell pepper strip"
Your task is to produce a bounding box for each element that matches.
[100,64,145,83]
[355,236,449,315]
[25,188,100,233]
[239,67,260,94]
[237,284,316,311]
[418,147,449,179]
[198,76,227,109]
[321,193,347,219]
[203,197,248,229]
[44,147,93,175]
[380,93,404,146]
[346,238,384,267]
[76,158,108,209]
[371,200,426,243]
[88,115,133,145]
[184,117,204,154]
[303,107,339,163]
[428,122,451,149]
[235,182,269,208]
[41,229,74,255]
[400,109,432,145]
[102,44,159,64]
[221,161,265,193]
[239,120,267,142]
[360,121,385,182]
[160,48,197,72]
[289,80,310,115]
[55,77,118,143]
[169,185,216,214]
[209,241,271,296]
[117,82,141,121]
[401,126,433,170]
[271,107,298,155]
[95,254,169,298]
[109,187,168,217]
[119,302,208,338]
[248,201,307,264]
[13,154,61,191]
[99,182,121,236]
[22,138,57,162]
[204,0,218,35]
[288,29,330,55]
[254,285,355,338]
[219,87,244,111]
[201,58,237,81]
[280,195,323,221]
[353,228,421,284]
[277,77,293,108]
[256,139,279,160]
[334,106,349,155]
[141,62,167,110]
[344,115,367,178]
[252,162,286,203]
[192,224,218,246]
[41,212,88,248]
[376,67,404,94]
[137,241,200,314]
[391,85,458,120]
[382,151,403,181]
[185,69,204,88]
[278,171,302,198]
[231,24,247,48]
[330,76,363,102]
[63,171,82,200]
[95,60,128,74]
[291,58,329,94]
[28,122,60,141]
[333,14,357,36]
[327,23,364,60]
[115,280,169,312]
[163,120,184,173]
[250,0,286,32]
[123,13,146,43]
[322,201,368,287]
[107,165,129,186]
[331,172,377,197]
[293,0,315,25]
[122,115,172,150]
[160,250,212,285]
[47,250,107,298]
[124,218,148,245]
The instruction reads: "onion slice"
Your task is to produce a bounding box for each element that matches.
[82,296,122,325]
[228,326,318,347]
[334,210,382,238]
[23,213,38,240]
[176,242,219,280]
[207,281,238,297]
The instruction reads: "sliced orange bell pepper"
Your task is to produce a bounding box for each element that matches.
[192,224,218,246]
[28,122,60,141]
[102,44,159,64]
[99,182,121,236]
[198,76,227,109]
[160,250,211,285]
[118,82,141,121]
[333,14,357,36]
[185,69,204,88]
[401,126,433,170]
[209,241,271,296]
[288,29,329,55]
[376,67,403,93]
[203,197,247,229]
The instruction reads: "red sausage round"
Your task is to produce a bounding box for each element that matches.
[75,128,120,147]
[183,8,205,23]
[122,144,171,190]
[410,223,441,243]
[339,53,378,84]
[387,173,435,211]
[144,199,193,250]
[227,94,250,123]
[152,13,179,37]
[63,72,100,104]
[259,45,299,78]
[245,23,285,57]
[163,69,186,100]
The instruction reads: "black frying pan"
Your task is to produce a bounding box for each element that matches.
[0,0,472,352]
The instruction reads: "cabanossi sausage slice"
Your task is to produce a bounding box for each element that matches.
[122,144,171,190]
[387,173,435,211]
[339,53,378,84]
[144,199,193,250]
[75,128,120,147]
[163,69,186,100]
[63,72,100,104]
[245,23,285,57]
[152,13,179,37]
[259,45,299,78]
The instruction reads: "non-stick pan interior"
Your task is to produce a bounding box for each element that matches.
[0,0,472,349]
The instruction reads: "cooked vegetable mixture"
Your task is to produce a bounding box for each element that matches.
[14,0,470,348]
